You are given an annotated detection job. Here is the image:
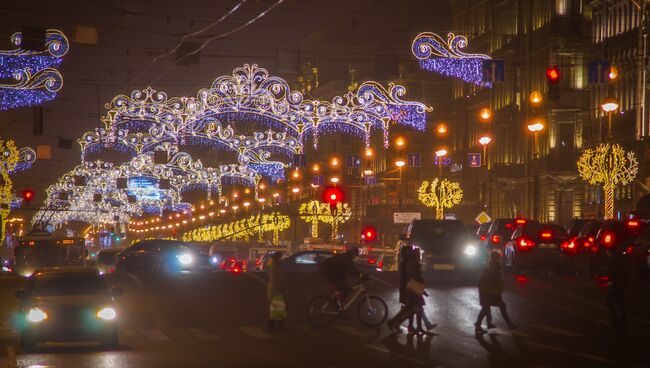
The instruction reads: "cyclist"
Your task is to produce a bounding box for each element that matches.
[319,247,364,307]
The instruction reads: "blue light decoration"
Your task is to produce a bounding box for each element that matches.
[412,32,492,87]
[0,29,69,110]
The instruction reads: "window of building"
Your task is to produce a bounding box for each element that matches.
[556,0,568,16]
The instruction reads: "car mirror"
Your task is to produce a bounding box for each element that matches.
[111,287,124,296]
[15,290,26,298]
[398,234,409,241]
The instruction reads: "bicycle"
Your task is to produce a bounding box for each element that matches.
[306,278,388,328]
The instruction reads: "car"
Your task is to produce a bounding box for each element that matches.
[567,219,592,239]
[590,220,647,275]
[476,222,492,246]
[485,218,532,255]
[281,250,334,272]
[14,267,122,351]
[95,248,123,275]
[503,223,575,273]
[115,240,199,274]
[397,219,486,273]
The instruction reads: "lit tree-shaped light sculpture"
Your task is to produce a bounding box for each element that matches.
[577,143,638,220]
[299,200,331,239]
[262,212,291,245]
[324,202,352,240]
[417,178,463,219]
[0,138,36,242]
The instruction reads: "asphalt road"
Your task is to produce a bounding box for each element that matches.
[1,270,649,368]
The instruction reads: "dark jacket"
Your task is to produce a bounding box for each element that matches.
[319,252,358,280]
[405,258,425,307]
[478,266,504,306]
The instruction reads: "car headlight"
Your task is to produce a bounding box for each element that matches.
[177,253,193,265]
[463,244,478,257]
[211,256,218,265]
[97,307,117,321]
[27,307,47,323]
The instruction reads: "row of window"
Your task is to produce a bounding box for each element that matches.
[593,0,641,43]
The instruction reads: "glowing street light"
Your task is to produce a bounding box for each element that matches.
[291,187,300,194]
[258,183,266,190]
[435,122,448,135]
[435,149,448,175]
[527,119,545,158]
[330,157,340,167]
[395,136,406,148]
[435,149,448,157]
[479,107,492,122]
[291,168,301,179]
[363,167,374,176]
[330,176,340,184]
[311,163,321,172]
[479,136,492,168]
[394,160,406,168]
[364,147,374,158]
[529,91,543,106]
[601,96,619,139]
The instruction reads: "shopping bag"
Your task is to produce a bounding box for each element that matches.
[406,279,425,296]
[269,294,287,320]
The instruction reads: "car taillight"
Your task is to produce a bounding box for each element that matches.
[561,238,578,253]
[626,220,640,230]
[601,231,616,247]
[491,234,500,244]
[515,218,527,225]
[480,234,487,241]
[233,267,240,273]
[624,246,635,255]
[377,261,383,268]
[539,230,553,240]
[516,236,535,251]
[368,259,376,264]
[108,266,115,273]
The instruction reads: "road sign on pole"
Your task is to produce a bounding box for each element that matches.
[475,211,492,224]
[468,153,481,168]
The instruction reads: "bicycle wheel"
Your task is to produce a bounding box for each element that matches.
[306,295,339,328]
[357,295,388,328]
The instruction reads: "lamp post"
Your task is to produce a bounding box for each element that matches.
[600,96,619,139]
[478,136,492,167]
[527,120,545,159]
[394,159,406,183]
[527,120,545,220]
[479,107,492,122]
[435,149,448,176]
[479,136,492,209]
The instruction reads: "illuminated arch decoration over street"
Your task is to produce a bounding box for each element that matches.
[412,32,491,87]
[0,29,69,110]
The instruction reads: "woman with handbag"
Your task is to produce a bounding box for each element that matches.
[387,247,431,333]
[267,252,287,330]
[474,252,516,334]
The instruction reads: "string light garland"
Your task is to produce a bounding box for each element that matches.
[412,32,491,87]
[577,143,638,220]
[0,29,69,110]
[417,178,463,219]
[0,138,36,240]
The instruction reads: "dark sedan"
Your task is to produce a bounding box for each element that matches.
[504,223,575,273]
[115,240,202,274]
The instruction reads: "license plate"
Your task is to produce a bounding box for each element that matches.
[433,263,455,270]
[538,243,557,249]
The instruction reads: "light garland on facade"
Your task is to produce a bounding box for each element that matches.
[412,32,491,87]
[0,138,36,240]
[577,143,638,220]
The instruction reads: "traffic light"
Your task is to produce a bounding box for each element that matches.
[22,189,34,205]
[546,66,560,101]
[362,225,377,243]
[322,186,345,207]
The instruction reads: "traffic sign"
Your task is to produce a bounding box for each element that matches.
[475,211,492,224]
[588,61,611,84]
[468,153,481,168]
[393,212,421,224]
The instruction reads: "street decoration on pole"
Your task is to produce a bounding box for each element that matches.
[299,200,332,239]
[180,212,290,244]
[417,178,463,219]
[412,32,491,86]
[0,29,69,110]
[0,138,36,241]
[577,143,638,220]
[325,202,352,240]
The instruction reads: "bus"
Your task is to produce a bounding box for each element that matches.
[13,232,85,277]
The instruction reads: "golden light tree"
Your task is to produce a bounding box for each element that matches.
[0,139,36,243]
[577,143,638,220]
[299,200,331,239]
[324,202,352,240]
[417,178,463,219]
[261,212,291,245]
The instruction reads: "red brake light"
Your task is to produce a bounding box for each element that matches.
[516,236,535,250]
[625,246,635,254]
[368,259,376,264]
[515,219,527,225]
[540,230,553,239]
[601,231,615,247]
[505,223,514,230]
[561,237,578,253]
[480,234,487,241]
[233,267,240,273]
[491,234,500,244]
[377,261,383,268]
[626,220,640,230]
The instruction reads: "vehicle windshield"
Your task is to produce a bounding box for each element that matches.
[409,220,466,242]
[14,240,84,269]
[29,274,109,296]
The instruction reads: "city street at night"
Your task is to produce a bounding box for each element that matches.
[1,271,649,368]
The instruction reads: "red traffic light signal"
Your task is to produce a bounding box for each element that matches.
[546,66,560,84]
[362,225,377,243]
[322,186,345,207]
[22,189,34,203]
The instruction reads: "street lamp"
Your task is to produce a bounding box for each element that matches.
[479,107,492,122]
[529,91,543,107]
[479,136,492,167]
[527,120,545,159]
[330,176,340,184]
[311,163,321,173]
[395,136,407,148]
[394,159,406,183]
[329,157,340,167]
[600,96,619,139]
[435,149,448,176]
[364,147,374,158]
[435,122,448,136]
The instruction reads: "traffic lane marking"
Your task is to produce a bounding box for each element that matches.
[574,352,613,363]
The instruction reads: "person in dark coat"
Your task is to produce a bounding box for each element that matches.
[606,246,630,331]
[387,246,415,331]
[266,252,286,330]
[387,247,429,333]
[475,252,515,335]
[319,247,361,304]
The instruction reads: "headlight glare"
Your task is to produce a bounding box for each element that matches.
[97,307,117,320]
[177,253,193,265]
[463,244,478,257]
[27,307,47,323]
